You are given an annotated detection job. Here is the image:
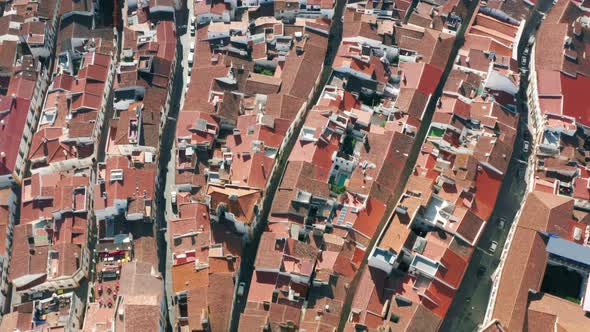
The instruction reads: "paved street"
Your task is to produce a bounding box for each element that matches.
[439,3,552,331]
[164,0,194,222]
[178,0,195,108]
[439,142,528,332]
[228,2,348,330]
[156,1,194,327]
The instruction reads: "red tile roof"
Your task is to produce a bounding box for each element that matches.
[560,72,590,127]
[351,197,386,238]
[435,247,469,289]
[574,177,590,201]
[28,127,77,166]
[206,184,261,224]
[94,155,156,217]
[471,165,503,221]
[20,171,89,224]
[7,74,36,100]
[518,191,573,236]
[400,62,442,96]
[0,95,30,176]
[9,223,48,285]
[491,227,548,331]
[422,279,455,318]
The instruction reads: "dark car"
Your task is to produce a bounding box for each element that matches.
[477,266,487,277]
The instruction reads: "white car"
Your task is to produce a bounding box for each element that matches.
[170,191,177,206]
[237,282,245,297]
[523,140,530,153]
[190,41,195,52]
[188,53,194,67]
[190,18,196,36]
[489,241,498,253]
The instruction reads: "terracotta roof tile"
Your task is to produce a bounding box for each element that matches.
[527,292,590,332]
[491,227,547,331]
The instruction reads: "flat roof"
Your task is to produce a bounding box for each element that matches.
[411,254,439,277]
[546,236,590,266]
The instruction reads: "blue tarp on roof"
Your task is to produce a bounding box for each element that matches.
[546,237,590,266]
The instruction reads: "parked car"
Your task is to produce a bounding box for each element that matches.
[188,53,194,67]
[171,191,177,206]
[498,217,506,230]
[190,41,195,52]
[523,140,530,153]
[489,241,498,253]
[190,18,196,36]
[528,36,535,47]
[237,282,245,297]
[477,265,487,277]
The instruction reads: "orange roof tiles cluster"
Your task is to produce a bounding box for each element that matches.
[10,167,92,296]
[28,51,111,171]
[237,1,471,328]
[337,0,525,328]
[530,0,590,218]
[530,0,590,130]
[174,17,329,213]
[93,154,156,221]
[169,202,242,331]
[75,3,171,330]
[347,97,516,329]
[0,30,42,178]
[452,6,522,111]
